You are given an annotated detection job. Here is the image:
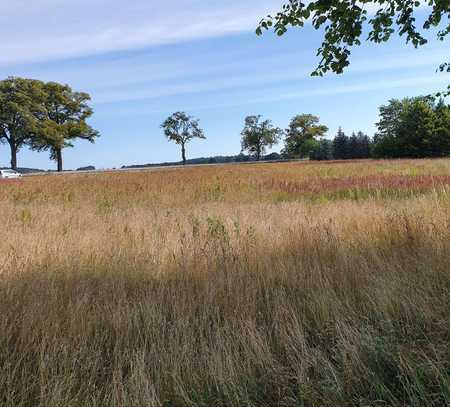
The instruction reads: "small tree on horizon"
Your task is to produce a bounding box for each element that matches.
[240,115,282,161]
[161,112,205,165]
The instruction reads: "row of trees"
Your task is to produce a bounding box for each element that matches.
[2,78,448,170]
[0,77,98,171]
[239,116,373,161]
[161,112,333,163]
[237,100,449,162]
[161,112,326,164]
[162,97,449,165]
[237,99,448,161]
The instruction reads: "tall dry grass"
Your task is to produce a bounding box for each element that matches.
[0,159,449,406]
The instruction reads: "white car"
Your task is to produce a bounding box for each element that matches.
[0,169,22,179]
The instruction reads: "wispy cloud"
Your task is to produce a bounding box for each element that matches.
[0,0,282,66]
[87,46,448,105]
[97,74,448,116]
[244,75,448,106]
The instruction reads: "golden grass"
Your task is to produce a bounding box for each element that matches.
[0,159,449,406]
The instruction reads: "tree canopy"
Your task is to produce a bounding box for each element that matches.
[257,0,449,95]
[32,82,99,172]
[283,114,328,158]
[373,96,450,157]
[0,77,45,170]
[310,138,334,160]
[332,127,350,159]
[240,115,283,160]
[161,112,205,165]
[0,77,99,171]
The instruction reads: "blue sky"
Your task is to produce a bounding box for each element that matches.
[1,0,449,169]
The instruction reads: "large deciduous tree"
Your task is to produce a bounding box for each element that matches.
[0,77,45,170]
[283,114,328,158]
[161,112,205,165]
[240,115,282,161]
[257,0,449,95]
[33,82,99,172]
[373,97,450,157]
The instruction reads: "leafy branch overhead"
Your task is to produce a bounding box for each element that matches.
[257,0,449,94]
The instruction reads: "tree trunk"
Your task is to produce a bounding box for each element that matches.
[56,148,63,172]
[181,143,186,165]
[10,143,17,170]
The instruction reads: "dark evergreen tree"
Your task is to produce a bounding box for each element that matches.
[356,131,371,158]
[332,127,349,159]
[348,132,359,158]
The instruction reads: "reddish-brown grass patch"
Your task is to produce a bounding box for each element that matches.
[261,174,450,195]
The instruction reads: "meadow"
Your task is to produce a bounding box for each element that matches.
[0,159,449,406]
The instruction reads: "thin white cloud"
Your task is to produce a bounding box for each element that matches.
[87,46,448,105]
[99,74,448,116]
[2,0,446,110]
[91,66,311,104]
[246,75,448,105]
[348,47,447,73]
[1,0,282,66]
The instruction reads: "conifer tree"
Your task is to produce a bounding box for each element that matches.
[356,131,371,158]
[332,127,349,160]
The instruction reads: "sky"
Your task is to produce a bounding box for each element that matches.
[1,0,449,170]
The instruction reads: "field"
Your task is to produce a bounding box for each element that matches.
[1,159,449,406]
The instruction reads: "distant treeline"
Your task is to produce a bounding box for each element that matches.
[121,153,284,169]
